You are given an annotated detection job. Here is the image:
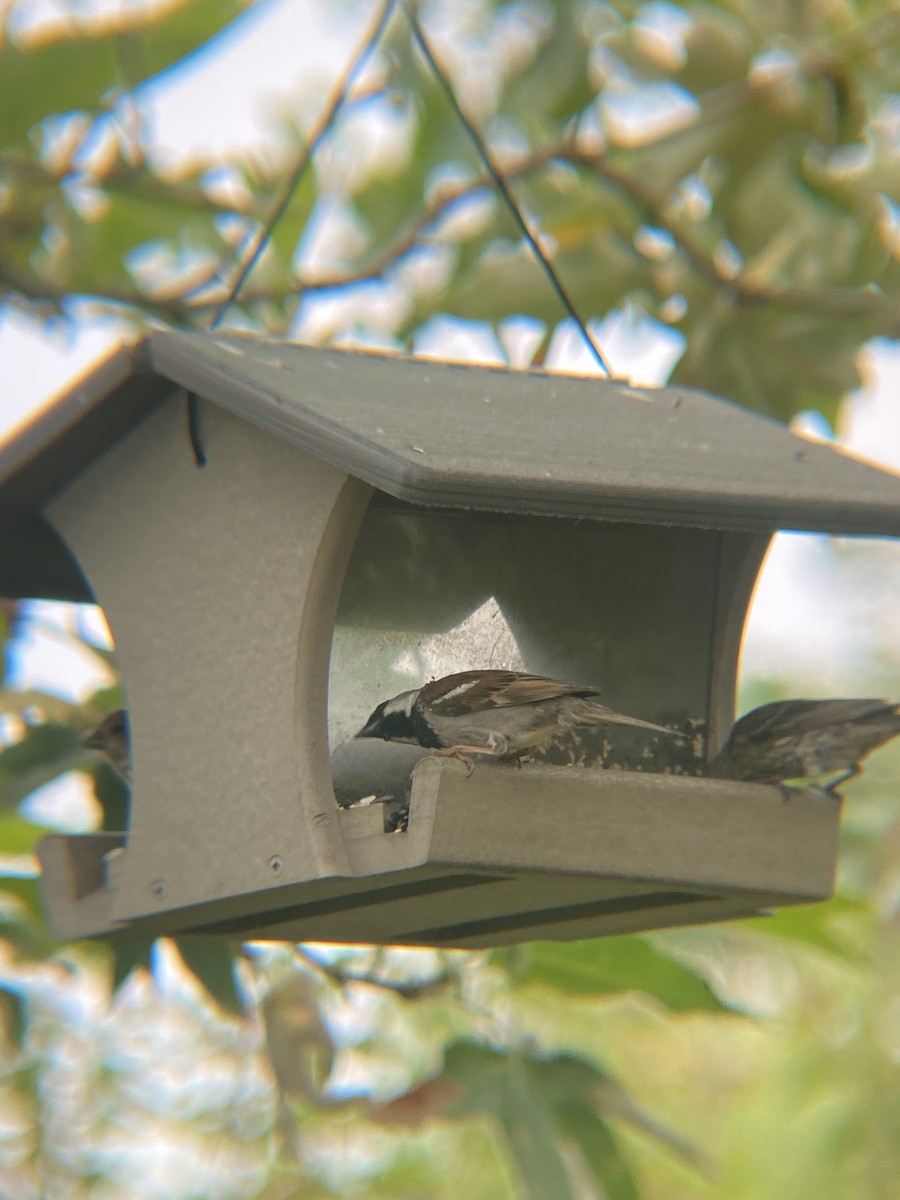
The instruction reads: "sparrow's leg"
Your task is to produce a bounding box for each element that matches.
[431,747,476,776]
[823,764,860,797]
[431,736,510,778]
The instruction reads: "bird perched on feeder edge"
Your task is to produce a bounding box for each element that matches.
[708,697,900,795]
[81,708,131,784]
[357,669,683,771]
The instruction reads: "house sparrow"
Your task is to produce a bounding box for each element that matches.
[357,670,682,768]
[81,708,131,784]
[708,698,900,793]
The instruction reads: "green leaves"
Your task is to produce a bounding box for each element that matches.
[0,809,50,855]
[504,935,733,1014]
[0,0,248,146]
[175,938,245,1017]
[0,1,257,320]
[0,982,25,1046]
[556,1103,639,1200]
[496,1055,586,1200]
[412,1040,702,1199]
[0,719,86,813]
[4,0,896,427]
[669,290,878,422]
[108,936,155,990]
[106,937,244,1015]
[744,894,869,964]
[0,871,59,960]
[498,0,597,130]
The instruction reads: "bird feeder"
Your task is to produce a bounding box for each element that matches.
[3,328,899,947]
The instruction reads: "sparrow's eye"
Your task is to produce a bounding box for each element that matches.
[110,717,126,736]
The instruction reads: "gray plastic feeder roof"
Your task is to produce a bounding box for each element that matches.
[4,327,900,558]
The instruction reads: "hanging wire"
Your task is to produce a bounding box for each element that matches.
[187,0,613,463]
[186,0,398,465]
[401,1,612,377]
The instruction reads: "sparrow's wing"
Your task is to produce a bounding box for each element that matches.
[733,698,897,742]
[422,671,595,717]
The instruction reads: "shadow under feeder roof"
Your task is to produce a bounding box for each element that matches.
[3,327,899,947]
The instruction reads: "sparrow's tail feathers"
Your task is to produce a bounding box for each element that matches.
[577,700,686,738]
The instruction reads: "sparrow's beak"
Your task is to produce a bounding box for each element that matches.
[356,718,379,739]
[80,728,104,751]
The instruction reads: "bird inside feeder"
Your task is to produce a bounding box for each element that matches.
[325,500,716,823]
[356,668,684,769]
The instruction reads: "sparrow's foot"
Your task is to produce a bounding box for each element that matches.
[431,747,476,776]
[431,736,509,777]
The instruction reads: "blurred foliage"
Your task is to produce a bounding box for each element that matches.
[1,0,898,419]
[2,0,900,1197]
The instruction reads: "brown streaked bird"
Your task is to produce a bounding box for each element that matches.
[357,669,683,769]
[81,708,131,784]
[708,698,900,793]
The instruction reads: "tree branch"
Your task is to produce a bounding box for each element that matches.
[569,148,900,330]
[5,134,898,336]
[295,138,900,332]
[296,946,455,1000]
